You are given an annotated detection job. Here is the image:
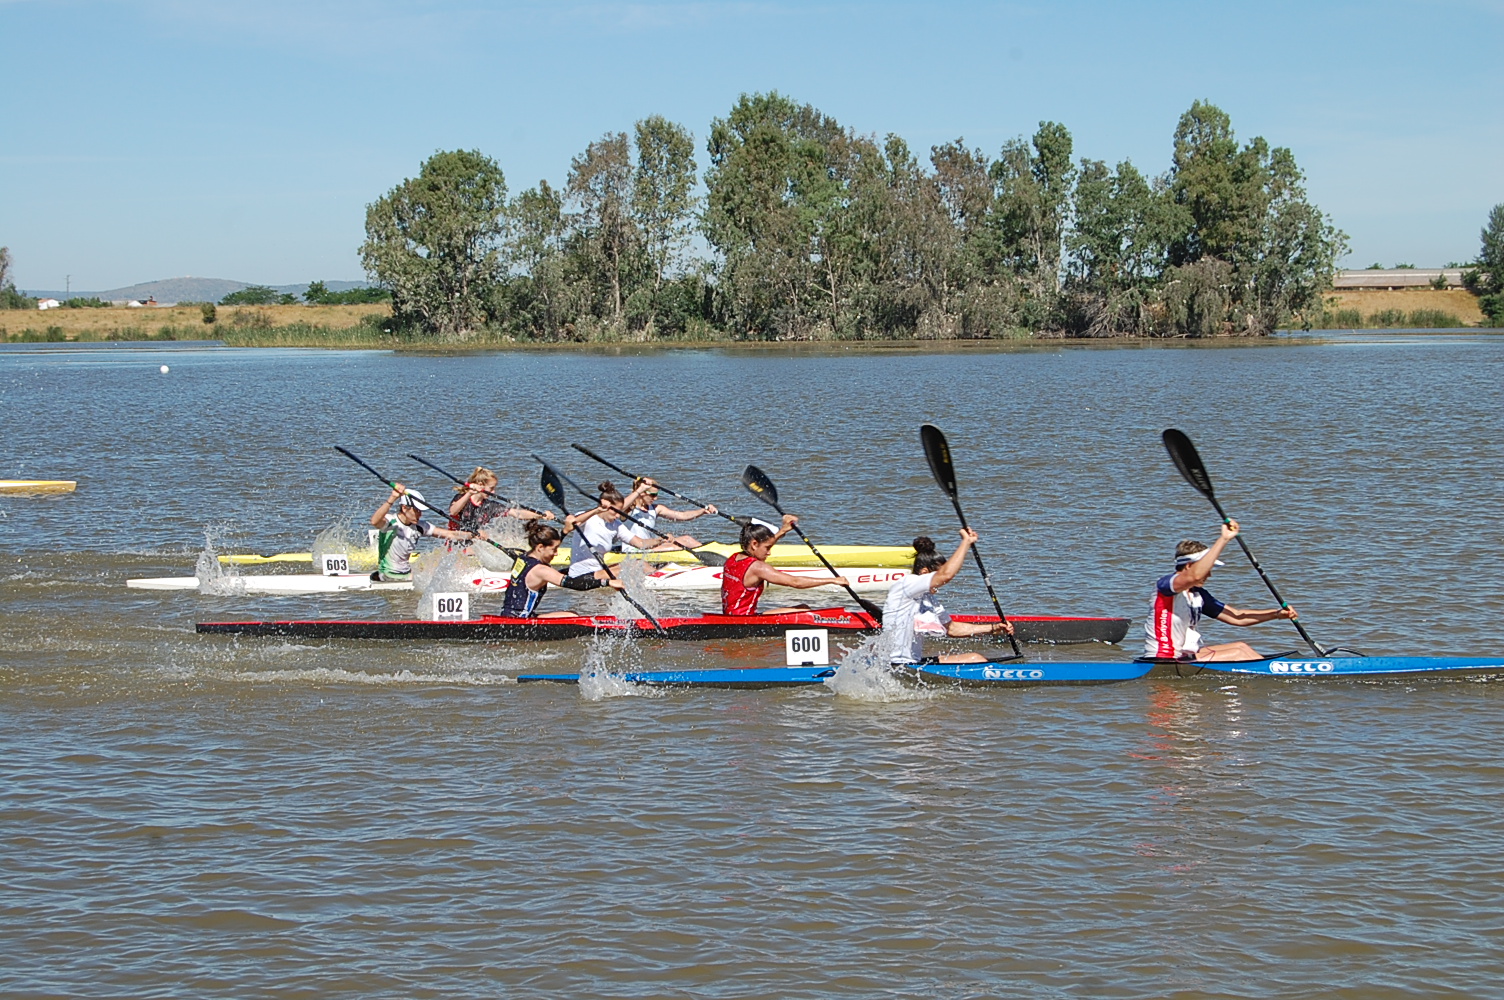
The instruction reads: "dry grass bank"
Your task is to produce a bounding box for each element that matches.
[0,303,389,341]
[1319,288,1485,327]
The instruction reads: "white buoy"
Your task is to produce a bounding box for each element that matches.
[160,365,170,373]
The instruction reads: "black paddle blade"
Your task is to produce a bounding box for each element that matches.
[741,465,781,510]
[920,423,958,497]
[532,457,571,516]
[570,443,628,478]
[1162,429,1216,499]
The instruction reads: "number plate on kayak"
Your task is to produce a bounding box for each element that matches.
[320,552,350,576]
[785,629,829,665]
[430,592,470,621]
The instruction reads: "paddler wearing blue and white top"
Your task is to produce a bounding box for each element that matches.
[501,519,624,618]
[1145,519,1297,662]
[565,479,654,582]
[617,475,717,552]
[370,484,477,583]
[881,531,1013,665]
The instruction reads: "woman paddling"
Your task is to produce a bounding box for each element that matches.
[370,484,477,583]
[721,516,851,615]
[565,480,653,584]
[882,532,1013,665]
[1145,519,1297,662]
[447,466,554,534]
[617,475,718,552]
[501,520,623,618]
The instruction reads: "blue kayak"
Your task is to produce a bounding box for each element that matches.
[517,659,1153,689]
[1151,654,1504,678]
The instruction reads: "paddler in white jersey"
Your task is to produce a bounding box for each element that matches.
[617,475,718,552]
[1145,519,1298,661]
[882,532,1012,664]
[565,480,653,583]
[370,484,476,583]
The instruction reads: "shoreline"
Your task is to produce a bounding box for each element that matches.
[2,328,1497,357]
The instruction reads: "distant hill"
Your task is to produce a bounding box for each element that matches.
[22,276,371,303]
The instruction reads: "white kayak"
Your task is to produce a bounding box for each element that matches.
[643,565,907,593]
[127,572,511,595]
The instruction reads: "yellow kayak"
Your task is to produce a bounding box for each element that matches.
[0,480,76,494]
[222,542,915,569]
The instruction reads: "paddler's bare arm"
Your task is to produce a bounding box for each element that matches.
[770,513,798,545]
[932,527,978,590]
[371,484,408,526]
[1172,520,1239,592]
[747,561,849,591]
[1215,604,1298,627]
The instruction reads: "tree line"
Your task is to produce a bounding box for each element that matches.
[361,96,1352,341]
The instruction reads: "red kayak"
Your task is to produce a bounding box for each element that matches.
[196,609,1129,643]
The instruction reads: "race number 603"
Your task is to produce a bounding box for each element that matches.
[785,628,830,666]
[321,552,350,576]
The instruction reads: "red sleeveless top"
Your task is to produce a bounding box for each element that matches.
[721,552,765,615]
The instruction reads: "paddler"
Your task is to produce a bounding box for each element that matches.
[1145,519,1298,661]
[565,480,653,583]
[883,532,1013,665]
[617,475,718,552]
[501,520,624,618]
[447,466,555,534]
[721,516,851,615]
[370,484,477,583]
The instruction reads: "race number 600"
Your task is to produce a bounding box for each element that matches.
[785,628,830,666]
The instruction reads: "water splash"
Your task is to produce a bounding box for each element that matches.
[414,550,481,619]
[607,556,664,620]
[577,629,659,701]
[194,526,245,596]
[311,518,375,572]
[825,631,936,702]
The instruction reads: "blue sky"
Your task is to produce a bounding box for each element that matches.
[2,0,1500,291]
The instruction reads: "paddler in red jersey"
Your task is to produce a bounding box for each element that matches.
[721,516,850,615]
[1145,519,1298,662]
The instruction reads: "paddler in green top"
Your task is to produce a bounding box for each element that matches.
[370,484,476,582]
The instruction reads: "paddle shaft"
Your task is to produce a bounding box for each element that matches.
[939,494,1023,659]
[570,444,745,525]
[1202,494,1327,656]
[530,457,667,633]
[407,454,549,518]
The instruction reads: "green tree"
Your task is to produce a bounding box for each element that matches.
[220,285,280,305]
[1064,159,1173,335]
[704,92,861,338]
[1165,101,1344,334]
[1463,203,1504,325]
[632,115,698,308]
[1,247,37,310]
[982,122,1075,329]
[567,132,639,328]
[503,180,577,339]
[360,149,508,338]
[304,280,329,303]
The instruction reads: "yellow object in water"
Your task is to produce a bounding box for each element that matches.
[0,480,77,494]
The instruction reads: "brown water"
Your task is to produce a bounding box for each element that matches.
[3,336,1503,998]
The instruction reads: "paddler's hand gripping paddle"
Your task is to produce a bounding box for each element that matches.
[919,424,1023,661]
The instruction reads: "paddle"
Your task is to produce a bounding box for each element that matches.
[570,443,757,527]
[406,454,551,519]
[334,447,525,563]
[919,424,1024,660]
[739,464,884,621]
[545,462,726,567]
[529,454,668,634]
[1161,429,1329,656]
